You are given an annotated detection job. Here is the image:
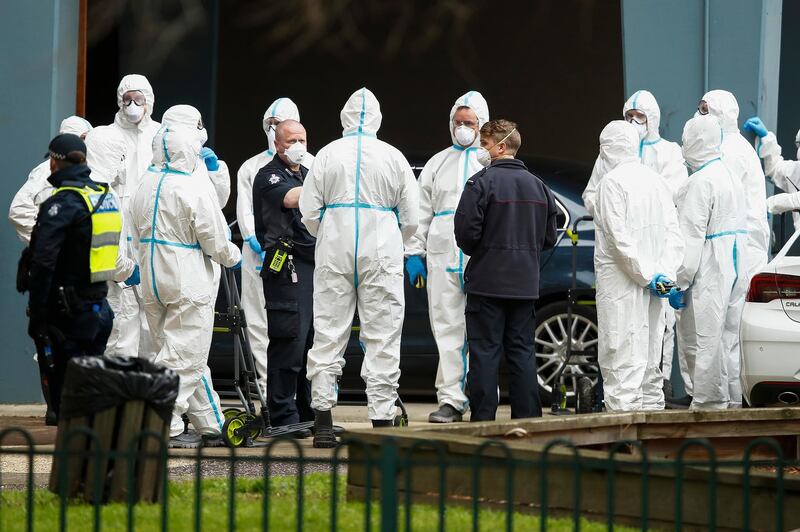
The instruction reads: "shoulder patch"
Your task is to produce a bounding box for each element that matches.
[268,174,281,185]
[47,203,60,217]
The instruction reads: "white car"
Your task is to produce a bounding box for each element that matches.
[740,230,800,406]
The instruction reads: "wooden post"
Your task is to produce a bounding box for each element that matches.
[83,407,117,502]
[109,401,145,502]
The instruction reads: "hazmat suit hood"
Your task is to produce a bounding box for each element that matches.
[151,126,201,175]
[702,90,739,134]
[598,120,639,170]
[115,74,156,130]
[448,91,489,147]
[262,97,300,153]
[161,104,209,147]
[341,88,382,136]
[623,90,660,141]
[682,114,723,170]
[85,125,127,186]
[60,116,93,137]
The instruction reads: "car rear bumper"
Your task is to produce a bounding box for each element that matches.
[740,302,800,406]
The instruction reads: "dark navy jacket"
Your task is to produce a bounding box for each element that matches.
[29,164,109,319]
[454,158,558,299]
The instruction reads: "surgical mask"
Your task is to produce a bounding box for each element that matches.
[285,142,307,165]
[476,147,491,167]
[123,103,145,124]
[454,125,477,147]
[266,126,277,153]
[630,121,647,140]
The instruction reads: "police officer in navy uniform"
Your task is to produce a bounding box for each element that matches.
[253,119,315,432]
[454,119,559,421]
[26,134,118,419]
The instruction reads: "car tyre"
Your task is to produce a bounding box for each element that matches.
[534,300,599,407]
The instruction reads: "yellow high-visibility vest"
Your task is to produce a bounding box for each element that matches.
[54,184,122,283]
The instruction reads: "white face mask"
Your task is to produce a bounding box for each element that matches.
[454,125,477,147]
[476,147,491,167]
[123,103,145,124]
[285,142,307,165]
[631,121,647,140]
[267,126,277,153]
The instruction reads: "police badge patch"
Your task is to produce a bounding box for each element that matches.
[48,203,60,217]
[269,174,281,185]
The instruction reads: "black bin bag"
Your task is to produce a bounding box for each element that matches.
[60,356,179,423]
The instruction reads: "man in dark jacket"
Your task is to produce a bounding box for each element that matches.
[454,119,558,421]
[27,134,118,419]
[253,119,315,433]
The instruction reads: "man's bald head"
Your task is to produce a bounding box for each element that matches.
[276,119,305,143]
[274,119,308,168]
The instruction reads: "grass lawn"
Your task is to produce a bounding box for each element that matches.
[0,473,634,531]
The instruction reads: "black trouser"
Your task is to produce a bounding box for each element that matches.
[465,293,542,421]
[36,299,114,418]
[262,255,314,426]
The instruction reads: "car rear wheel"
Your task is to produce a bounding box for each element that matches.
[534,301,600,406]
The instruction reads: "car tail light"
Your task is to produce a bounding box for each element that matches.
[746,273,800,302]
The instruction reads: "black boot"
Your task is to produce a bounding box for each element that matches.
[313,409,337,448]
[372,419,393,428]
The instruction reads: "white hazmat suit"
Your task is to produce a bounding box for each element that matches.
[676,115,749,410]
[702,90,769,280]
[236,97,300,390]
[405,90,488,413]
[582,90,688,217]
[757,128,800,230]
[84,125,138,284]
[593,121,683,411]
[300,88,419,421]
[161,105,231,208]
[129,127,241,437]
[106,74,161,359]
[9,116,93,244]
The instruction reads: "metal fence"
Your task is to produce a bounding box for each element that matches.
[0,426,797,531]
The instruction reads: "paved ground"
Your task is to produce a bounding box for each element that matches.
[0,402,514,487]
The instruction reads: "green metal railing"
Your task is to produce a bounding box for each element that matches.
[0,426,796,531]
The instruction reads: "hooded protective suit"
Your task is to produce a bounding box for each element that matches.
[582,90,688,217]
[702,90,768,279]
[84,125,138,283]
[405,91,489,413]
[756,128,800,230]
[106,74,161,359]
[236,97,299,390]
[129,127,241,437]
[160,105,230,208]
[594,121,683,411]
[677,115,749,410]
[9,116,93,244]
[300,88,419,421]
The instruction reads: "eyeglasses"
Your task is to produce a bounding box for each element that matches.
[454,120,477,128]
[122,91,146,106]
[625,110,647,125]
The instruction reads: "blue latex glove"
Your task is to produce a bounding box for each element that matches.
[124,265,141,287]
[231,260,242,271]
[200,147,220,171]
[742,116,768,138]
[246,235,262,254]
[668,287,686,310]
[405,255,427,284]
[648,273,672,298]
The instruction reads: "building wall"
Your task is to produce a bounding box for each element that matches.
[0,0,80,402]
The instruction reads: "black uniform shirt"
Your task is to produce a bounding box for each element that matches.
[454,158,559,300]
[28,164,109,318]
[253,154,316,261]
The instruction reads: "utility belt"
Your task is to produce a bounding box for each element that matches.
[54,285,105,317]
